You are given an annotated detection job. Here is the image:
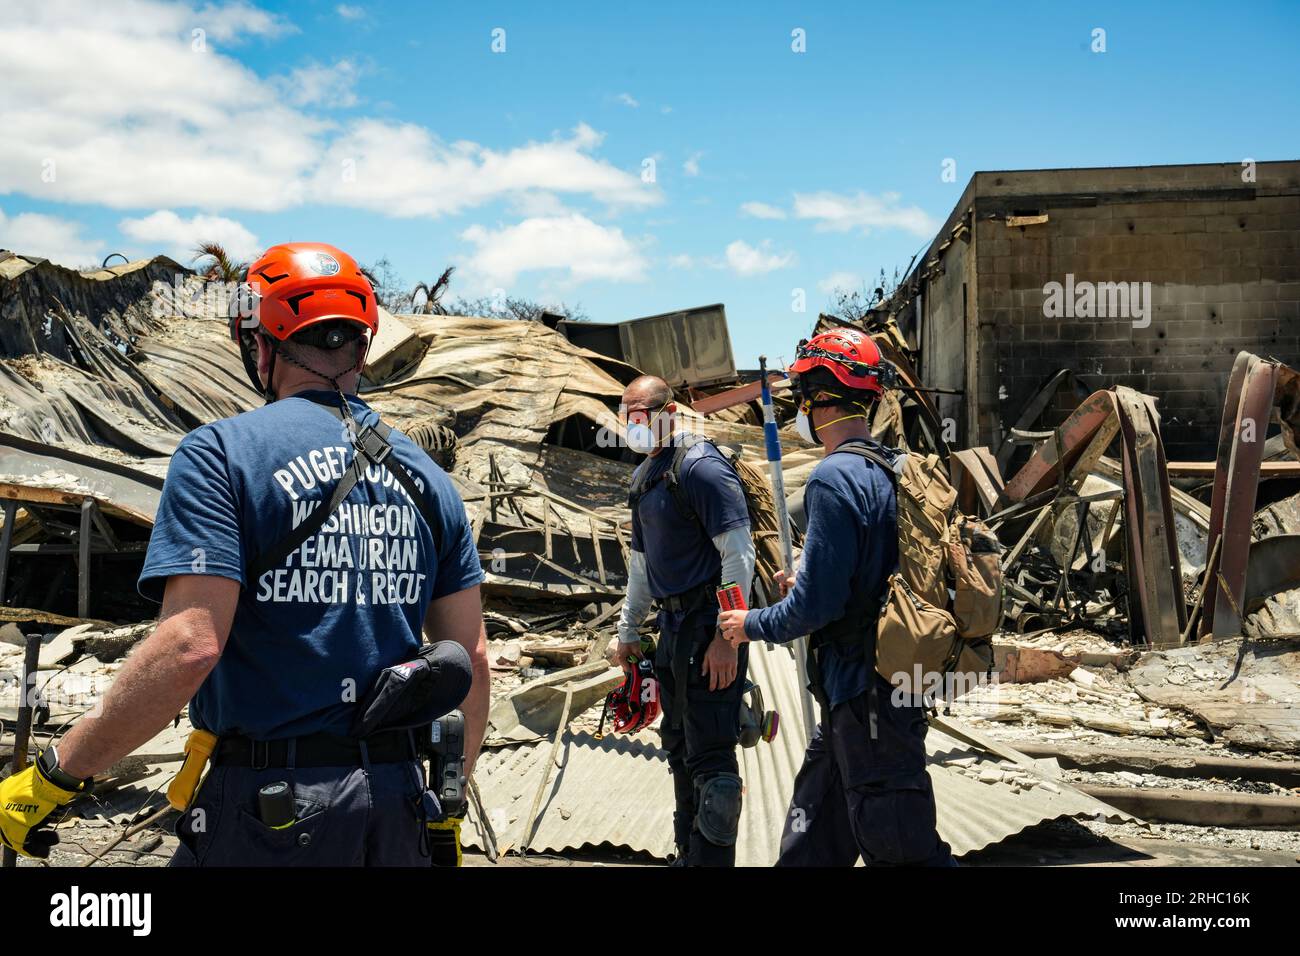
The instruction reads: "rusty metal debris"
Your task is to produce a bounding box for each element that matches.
[1200,353,1283,642]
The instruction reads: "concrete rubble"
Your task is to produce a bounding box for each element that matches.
[3,170,1300,866]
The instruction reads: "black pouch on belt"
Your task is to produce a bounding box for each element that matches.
[350,641,473,738]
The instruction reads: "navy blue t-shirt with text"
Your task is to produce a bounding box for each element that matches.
[139,390,484,740]
[629,436,750,599]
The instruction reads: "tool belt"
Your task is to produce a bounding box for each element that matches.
[658,580,714,615]
[212,730,419,768]
[653,581,720,729]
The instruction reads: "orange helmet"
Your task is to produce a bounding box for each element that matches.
[229,242,378,397]
[235,242,378,342]
[790,329,889,395]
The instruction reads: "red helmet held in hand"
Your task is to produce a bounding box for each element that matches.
[789,328,890,395]
[600,656,661,734]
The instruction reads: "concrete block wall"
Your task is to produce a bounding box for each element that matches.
[971,164,1300,459]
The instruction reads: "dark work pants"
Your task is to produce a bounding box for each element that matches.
[654,602,748,867]
[777,675,953,867]
[169,758,431,867]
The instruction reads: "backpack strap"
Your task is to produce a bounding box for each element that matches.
[627,434,713,527]
[626,457,655,511]
[246,401,443,583]
[662,435,710,525]
[827,442,897,480]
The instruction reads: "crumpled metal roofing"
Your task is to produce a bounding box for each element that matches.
[464,638,1134,863]
[0,261,823,535]
[0,433,162,525]
[366,315,636,489]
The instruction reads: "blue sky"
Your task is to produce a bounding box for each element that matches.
[2,0,1298,364]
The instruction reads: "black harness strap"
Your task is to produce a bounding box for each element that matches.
[627,434,711,525]
[249,453,366,582]
[245,401,443,583]
[827,441,896,476]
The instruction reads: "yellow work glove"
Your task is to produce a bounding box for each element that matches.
[0,758,83,859]
[428,817,463,867]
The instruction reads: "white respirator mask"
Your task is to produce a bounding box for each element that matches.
[794,408,815,444]
[625,402,670,456]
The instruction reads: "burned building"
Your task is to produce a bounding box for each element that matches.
[886,160,1300,460]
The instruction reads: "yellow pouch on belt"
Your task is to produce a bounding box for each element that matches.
[428,817,463,867]
[167,730,219,811]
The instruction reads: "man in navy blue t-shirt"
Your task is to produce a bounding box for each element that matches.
[613,374,755,866]
[8,243,489,867]
[718,329,951,867]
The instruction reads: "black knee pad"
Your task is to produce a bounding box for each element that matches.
[694,773,743,846]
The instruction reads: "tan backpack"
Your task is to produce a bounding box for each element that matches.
[834,447,1002,697]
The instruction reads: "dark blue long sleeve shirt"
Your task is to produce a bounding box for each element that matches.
[744,438,898,706]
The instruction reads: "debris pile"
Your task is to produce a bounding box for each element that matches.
[2,249,1299,866]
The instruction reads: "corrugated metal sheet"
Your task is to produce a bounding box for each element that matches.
[465,639,1134,863]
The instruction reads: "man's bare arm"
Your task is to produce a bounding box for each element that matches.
[58,575,238,779]
[423,584,489,775]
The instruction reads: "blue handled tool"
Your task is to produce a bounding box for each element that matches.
[758,355,815,735]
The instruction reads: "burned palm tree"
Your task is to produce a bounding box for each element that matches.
[411,266,455,315]
[191,242,246,283]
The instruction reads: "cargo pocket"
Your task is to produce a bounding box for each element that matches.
[846,776,941,866]
[832,679,929,788]
[230,797,330,867]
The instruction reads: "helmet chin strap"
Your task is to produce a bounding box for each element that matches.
[262,345,279,405]
[236,331,278,406]
[274,343,357,426]
[239,329,368,428]
[801,386,870,443]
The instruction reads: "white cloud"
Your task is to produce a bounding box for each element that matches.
[683,152,703,177]
[119,210,260,262]
[818,271,862,295]
[740,200,786,220]
[0,2,658,218]
[313,121,657,218]
[0,207,104,268]
[0,1,320,212]
[725,240,794,277]
[335,3,365,19]
[458,214,647,290]
[660,105,673,114]
[275,60,360,108]
[507,191,570,218]
[667,253,694,269]
[195,1,294,41]
[616,92,639,108]
[793,190,937,236]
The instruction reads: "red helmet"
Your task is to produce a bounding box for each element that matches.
[790,329,889,394]
[601,656,661,733]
